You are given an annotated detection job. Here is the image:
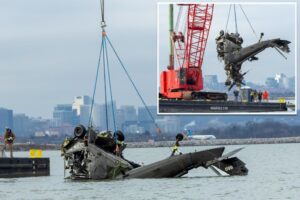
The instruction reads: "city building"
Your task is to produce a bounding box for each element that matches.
[267,73,295,91]
[278,73,289,89]
[71,96,117,130]
[72,95,92,115]
[116,108,125,130]
[116,105,137,132]
[99,101,117,131]
[265,77,279,88]
[0,108,13,133]
[13,113,31,137]
[137,106,157,134]
[52,104,78,127]
[155,116,181,134]
[204,75,219,89]
[120,105,137,122]
[137,106,156,122]
[124,124,145,134]
[79,104,92,127]
[288,76,295,92]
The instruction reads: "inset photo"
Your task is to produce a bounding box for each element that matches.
[158,2,296,114]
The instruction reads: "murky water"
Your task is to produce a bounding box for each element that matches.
[0,143,299,200]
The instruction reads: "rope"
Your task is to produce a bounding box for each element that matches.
[88,38,104,127]
[175,6,183,32]
[102,36,109,130]
[94,0,160,134]
[182,7,187,37]
[239,4,259,41]
[104,38,117,131]
[225,5,232,32]
[233,4,238,34]
[105,36,160,131]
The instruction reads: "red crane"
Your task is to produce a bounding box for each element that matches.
[160,4,227,100]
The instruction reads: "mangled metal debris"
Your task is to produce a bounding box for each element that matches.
[216,30,290,90]
[61,125,248,180]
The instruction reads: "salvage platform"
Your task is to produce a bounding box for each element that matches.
[159,99,288,113]
[0,158,50,178]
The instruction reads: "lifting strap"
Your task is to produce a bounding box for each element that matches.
[88,0,160,134]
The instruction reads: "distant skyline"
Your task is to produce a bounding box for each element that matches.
[1,97,157,120]
[0,1,299,118]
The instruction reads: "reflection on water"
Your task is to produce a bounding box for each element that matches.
[0,144,299,200]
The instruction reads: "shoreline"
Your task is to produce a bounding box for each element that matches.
[3,136,300,151]
[127,136,300,148]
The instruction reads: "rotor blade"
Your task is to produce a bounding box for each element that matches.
[242,70,249,77]
[205,147,245,167]
[275,47,287,60]
[221,147,245,159]
[64,159,66,178]
[228,82,236,91]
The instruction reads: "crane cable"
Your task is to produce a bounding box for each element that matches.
[89,0,116,131]
[100,0,106,28]
[89,0,160,134]
[105,36,160,132]
[238,6,287,59]
[102,36,109,130]
[104,39,117,131]
[225,5,232,32]
[101,0,116,131]
[225,4,259,41]
[175,6,183,32]
[239,5,259,41]
[88,39,104,128]
[233,4,238,34]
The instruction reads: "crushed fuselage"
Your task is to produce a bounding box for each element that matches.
[216,31,290,90]
[61,126,248,180]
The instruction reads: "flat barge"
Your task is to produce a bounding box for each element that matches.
[159,99,288,113]
[0,158,50,178]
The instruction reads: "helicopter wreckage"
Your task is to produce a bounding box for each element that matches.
[216,31,290,90]
[61,125,248,180]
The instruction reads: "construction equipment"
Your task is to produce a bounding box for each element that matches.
[160,4,227,101]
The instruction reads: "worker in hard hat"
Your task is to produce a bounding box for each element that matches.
[171,133,184,156]
[253,90,258,102]
[250,90,255,102]
[114,130,126,157]
[258,90,263,102]
[233,90,239,102]
[4,127,16,158]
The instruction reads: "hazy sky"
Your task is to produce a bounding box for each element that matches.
[0,0,298,118]
[0,0,157,118]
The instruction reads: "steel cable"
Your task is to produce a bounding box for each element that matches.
[104,38,117,131]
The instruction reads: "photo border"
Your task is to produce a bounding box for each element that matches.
[157,1,298,116]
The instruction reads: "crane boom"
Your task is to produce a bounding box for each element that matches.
[160,4,226,100]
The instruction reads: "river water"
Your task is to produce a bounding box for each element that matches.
[0,143,299,200]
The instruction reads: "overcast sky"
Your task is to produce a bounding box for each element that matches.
[0,0,157,118]
[0,0,298,118]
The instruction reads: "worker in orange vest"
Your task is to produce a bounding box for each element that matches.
[263,90,269,102]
